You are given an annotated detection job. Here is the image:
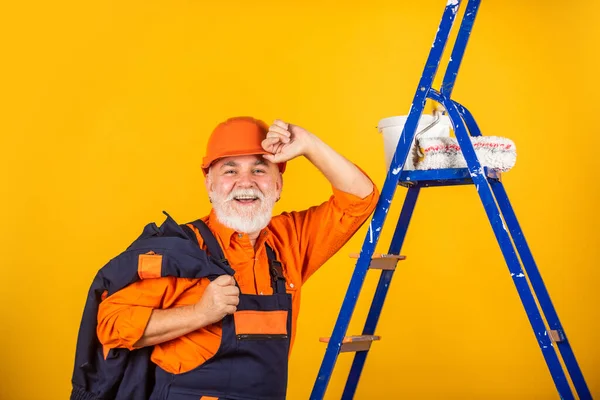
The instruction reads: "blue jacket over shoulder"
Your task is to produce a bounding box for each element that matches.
[70,212,233,400]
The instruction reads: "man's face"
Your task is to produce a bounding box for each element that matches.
[205,155,282,234]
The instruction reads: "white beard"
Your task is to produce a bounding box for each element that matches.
[210,187,276,234]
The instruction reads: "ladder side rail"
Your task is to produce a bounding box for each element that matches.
[446,90,590,398]
[441,0,481,97]
[440,95,575,400]
[340,7,484,390]
[489,180,592,399]
[309,2,462,399]
[341,186,421,400]
[450,99,482,137]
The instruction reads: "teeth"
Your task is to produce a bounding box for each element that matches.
[235,196,257,200]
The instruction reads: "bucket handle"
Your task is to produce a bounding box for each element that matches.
[415,107,445,157]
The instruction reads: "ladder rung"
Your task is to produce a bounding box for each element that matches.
[349,253,406,270]
[319,335,381,352]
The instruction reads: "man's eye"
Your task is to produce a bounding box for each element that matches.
[224,170,236,175]
[253,169,266,174]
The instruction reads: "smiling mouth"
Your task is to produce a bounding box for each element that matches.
[233,196,259,205]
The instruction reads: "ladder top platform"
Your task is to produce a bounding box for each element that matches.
[398,167,502,188]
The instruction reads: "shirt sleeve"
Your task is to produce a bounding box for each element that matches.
[97,276,181,350]
[287,171,380,283]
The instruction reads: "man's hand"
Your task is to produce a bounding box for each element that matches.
[130,275,239,349]
[193,275,240,326]
[261,120,315,164]
[263,119,374,199]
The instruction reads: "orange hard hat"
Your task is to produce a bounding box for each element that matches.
[201,116,287,175]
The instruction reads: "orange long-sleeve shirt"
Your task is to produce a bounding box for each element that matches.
[97,184,379,374]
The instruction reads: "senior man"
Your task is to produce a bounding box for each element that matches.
[95,117,380,399]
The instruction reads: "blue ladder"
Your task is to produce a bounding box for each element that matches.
[309,1,592,399]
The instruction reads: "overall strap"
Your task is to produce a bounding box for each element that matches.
[183,220,236,277]
[265,244,287,294]
[184,219,286,294]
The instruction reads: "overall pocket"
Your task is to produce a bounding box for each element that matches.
[233,310,288,340]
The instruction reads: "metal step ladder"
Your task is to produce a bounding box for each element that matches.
[309,1,592,399]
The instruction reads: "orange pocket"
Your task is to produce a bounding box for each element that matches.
[138,251,162,279]
[233,310,288,336]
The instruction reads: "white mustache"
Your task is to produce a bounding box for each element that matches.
[226,188,265,202]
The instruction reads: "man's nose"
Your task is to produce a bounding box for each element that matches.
[235,170,256,187]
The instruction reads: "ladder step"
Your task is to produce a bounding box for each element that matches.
[398,167,502,188]
[319,335,381,353]
[349,253,406,270]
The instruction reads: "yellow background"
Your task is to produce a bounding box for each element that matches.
[1,0,598,399]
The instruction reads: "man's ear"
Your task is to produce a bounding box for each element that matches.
[276,172,283,201]
[205,170,213,194]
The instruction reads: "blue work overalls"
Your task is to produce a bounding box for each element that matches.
[151,220,293,400]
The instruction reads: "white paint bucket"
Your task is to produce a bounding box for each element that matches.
[377,114,453,170]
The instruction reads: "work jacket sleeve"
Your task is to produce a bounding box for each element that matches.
[288,169,380,283]
[97,276,183,351]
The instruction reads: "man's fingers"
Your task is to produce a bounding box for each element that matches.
[262,137,281,147]
[225,295,240,306]
[267,130,290,143]
[268,125,290,138]
[214,275,236,286]
[263,153,284,163]
[224,305,237,315]
[272,119,289,130]
[223,285,240,296]
[262,139,287,157]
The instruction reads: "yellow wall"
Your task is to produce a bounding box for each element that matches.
[1,0,598,398]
